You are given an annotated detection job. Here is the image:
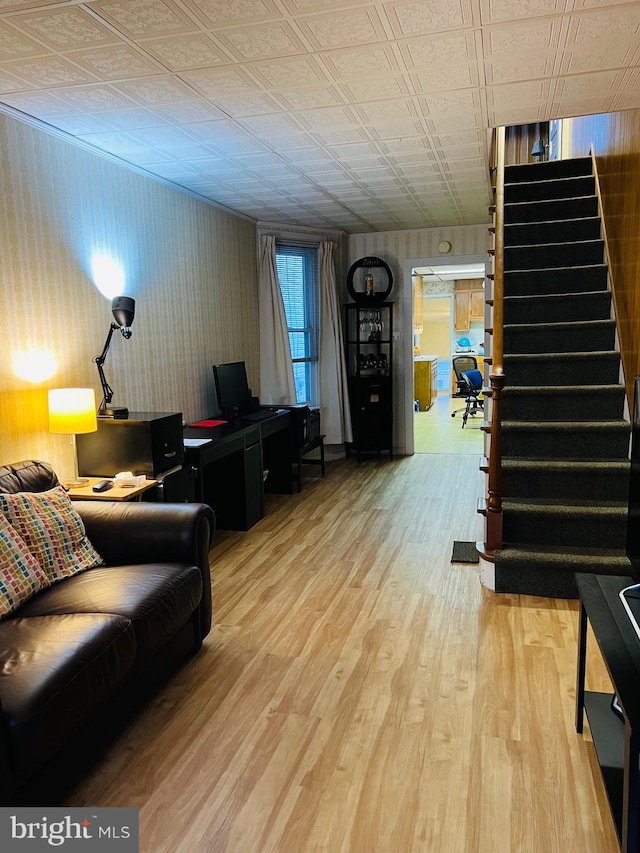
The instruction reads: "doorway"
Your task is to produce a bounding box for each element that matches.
[405,256,486,455]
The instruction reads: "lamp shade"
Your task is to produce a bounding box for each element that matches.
[48,388,97,435]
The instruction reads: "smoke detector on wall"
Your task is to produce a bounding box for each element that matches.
[438,241,452,254]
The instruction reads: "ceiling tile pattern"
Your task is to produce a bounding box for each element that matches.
[0,0,638,232]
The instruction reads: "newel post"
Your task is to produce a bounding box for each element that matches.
[485,371,505,555]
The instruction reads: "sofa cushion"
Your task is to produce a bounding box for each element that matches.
[0,487,103,584]
[0,613,136,784]
[0,460,59,495]
[0,515,50,619]
[18,563,202,659]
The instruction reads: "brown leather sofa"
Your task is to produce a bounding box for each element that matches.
[0,460,215,804]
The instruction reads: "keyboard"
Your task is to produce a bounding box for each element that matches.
[241,409,276,423]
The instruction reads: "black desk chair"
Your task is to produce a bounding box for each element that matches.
[451,369,484,428]
[452,355,478,397]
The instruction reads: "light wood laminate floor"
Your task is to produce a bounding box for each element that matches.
[414,393,484,454]
[66,454,618,853]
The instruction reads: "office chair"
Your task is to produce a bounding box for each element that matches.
[451,369,484,428]
[452,355,478,398]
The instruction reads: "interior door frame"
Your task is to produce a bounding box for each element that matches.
[403,254,486,456]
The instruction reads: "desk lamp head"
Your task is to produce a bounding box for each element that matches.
[93,296,136,419]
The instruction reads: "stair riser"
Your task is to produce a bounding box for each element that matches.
[503,510,626,549]
[501,390,625,422]
[504,266,608,296]
[504,241,604,271]
[504,218,601,247]
[502,428,629,460]
[503,356,621,386]
[504,196,599,225]
[494,559,626,599]
[504,292,611,325]
[502,470,629,502]
[505,176,595,203]
[505,158,592,183]
[504,323,616,354]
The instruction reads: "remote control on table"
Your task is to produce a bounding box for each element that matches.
[92,479,114,493]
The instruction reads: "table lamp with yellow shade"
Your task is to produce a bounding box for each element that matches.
[48,388,97,487]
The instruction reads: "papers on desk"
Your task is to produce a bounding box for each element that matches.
[184,438,212,448]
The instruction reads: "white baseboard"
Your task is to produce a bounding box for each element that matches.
[479,555,495,590]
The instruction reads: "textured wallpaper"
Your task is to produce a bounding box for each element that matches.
[0,112,258,481]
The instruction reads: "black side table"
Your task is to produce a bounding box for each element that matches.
[575,573,640,852]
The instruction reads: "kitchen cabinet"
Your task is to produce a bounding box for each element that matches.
[454,291,470,331]
[414,356,438,411]
[470,290,485,321]
[454,279,485,331]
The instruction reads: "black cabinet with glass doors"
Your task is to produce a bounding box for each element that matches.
[344,302,393,460]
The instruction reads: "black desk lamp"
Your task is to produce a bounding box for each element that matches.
[93,296,135,419]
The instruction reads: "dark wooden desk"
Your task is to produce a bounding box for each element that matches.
[183,410,291,531]
[575,573,640,852]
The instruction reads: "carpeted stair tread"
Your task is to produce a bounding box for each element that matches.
[499,543,627,558]
[503,290,611,325]
[502,418,629,435]
[505,175,595,203]
[502,500,627,549]
[504,264,608,296]
[502,384,624,422]
[503,497,627,511]
[504,195,599,225]
[501,420,630,460]
[501,459,629,501]
[503,458,629,473]
[503,383,622,395]
[504,217,601,247]
[494,546,631,598]
[505,158,592,183]
[504,239,604,271]
[504,319,616,354]
[502,351,621,386]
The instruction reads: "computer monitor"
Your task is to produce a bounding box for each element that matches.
[213,361,251,420]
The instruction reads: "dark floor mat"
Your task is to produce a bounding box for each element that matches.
[451,541,479,563]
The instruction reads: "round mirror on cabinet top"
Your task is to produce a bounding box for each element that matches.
[346,256,393,305]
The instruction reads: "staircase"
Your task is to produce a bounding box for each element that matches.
[492,156,631,598]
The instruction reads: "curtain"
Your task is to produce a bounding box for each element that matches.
[258,235,296,405]
[319,241,352,445]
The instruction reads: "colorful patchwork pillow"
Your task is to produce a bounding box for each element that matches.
[0,486,104,584]
[0,514,50,618]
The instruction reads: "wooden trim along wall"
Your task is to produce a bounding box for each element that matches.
[565,109,640,404]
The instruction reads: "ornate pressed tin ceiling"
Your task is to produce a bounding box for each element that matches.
[0,0,638,232]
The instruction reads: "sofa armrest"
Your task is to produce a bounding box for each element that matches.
[75,501,215,638]
[0,697,13,804]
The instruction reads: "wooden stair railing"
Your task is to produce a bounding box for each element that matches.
[483,126,505,558]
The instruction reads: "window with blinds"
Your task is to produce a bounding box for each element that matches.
[275,244,319,406]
